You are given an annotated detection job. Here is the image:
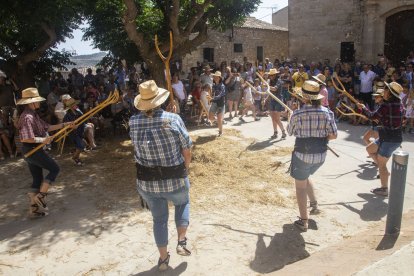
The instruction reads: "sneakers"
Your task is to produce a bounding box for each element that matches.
[239,117,245,122]
[271,132,278,139]
[371,187,388,196]
[176,237,191,256]
[281,131,287,139]
[72,158,83,166]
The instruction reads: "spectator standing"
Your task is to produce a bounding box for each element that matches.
[359,64,377,109]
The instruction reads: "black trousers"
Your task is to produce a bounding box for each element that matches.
[359,92,373,109]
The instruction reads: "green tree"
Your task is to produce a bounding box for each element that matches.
[84,0,260,85]
[0,0,83,88]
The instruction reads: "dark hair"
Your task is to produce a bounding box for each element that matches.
[310,99,322,107]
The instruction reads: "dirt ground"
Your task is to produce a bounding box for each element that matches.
[0,126,410,275]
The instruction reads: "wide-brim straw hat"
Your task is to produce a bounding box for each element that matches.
[385,81,403,98]
[268,68,279,75]
[64,98,80,110]
[296,80,324,100]
[16,87,46,105]
[134,80,170,111]
[212,71,222,79]
[312,73,326,86]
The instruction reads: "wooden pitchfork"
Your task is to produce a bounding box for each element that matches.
[256,72,293,113]
[155,31,178,113]
[331,73,360,105]
[24,90,120,158]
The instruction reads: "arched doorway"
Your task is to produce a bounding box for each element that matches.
[384,10,414,64]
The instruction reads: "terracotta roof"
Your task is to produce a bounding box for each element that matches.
[239,17,288,31]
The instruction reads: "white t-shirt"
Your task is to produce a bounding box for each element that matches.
[200,90,210,111]
[172,81,186,101]
[244,87,253,104]
[360,70,376,93]
[54,102,66,123]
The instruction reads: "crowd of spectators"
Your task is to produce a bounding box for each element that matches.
[1,51,414,161]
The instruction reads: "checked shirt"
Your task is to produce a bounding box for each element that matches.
[129,109,192,193]
[287,105,337,164]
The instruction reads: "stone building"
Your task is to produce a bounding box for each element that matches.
[182,17,288,71]
[288,0,414,64]
[272,6,289,29]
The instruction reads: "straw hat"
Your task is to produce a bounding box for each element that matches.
[134,80,169,111]
[312,73,326,85]
[212,71,222,79]
[372,88,384,97]
[385,81,403,98]
[16,88,46,105]
[268,68,279,75]
[297,80,323,100]
[64,98,80,110]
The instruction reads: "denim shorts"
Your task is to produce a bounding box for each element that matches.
[375,139,401,158]
[290,152,324,180]
[209,102,225,114]
[269,99,284,112]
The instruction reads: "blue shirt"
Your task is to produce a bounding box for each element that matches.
[129,109,192,193]
[287,105,337,164]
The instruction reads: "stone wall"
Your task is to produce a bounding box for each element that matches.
[272,6,289,29]
[288,0,414,63]
[182,27,288,72]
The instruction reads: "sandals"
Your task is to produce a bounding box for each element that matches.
[34,192,48,210]
[294,217,308,232]
[271,132,278,139]
[281,131,287,139]
[157,253,170,271]
[309,201,321,215]
[176,237,191,256]
[29,203,48,218]
[371,187,388,196]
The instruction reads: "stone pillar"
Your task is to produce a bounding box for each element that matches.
[362,0,379,63]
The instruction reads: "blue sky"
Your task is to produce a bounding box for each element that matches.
[56,0,288,55]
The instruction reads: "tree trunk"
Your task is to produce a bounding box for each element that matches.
[146,56,170,90]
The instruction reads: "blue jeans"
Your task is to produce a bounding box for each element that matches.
[137,178,190,247]
[23,145,60,192]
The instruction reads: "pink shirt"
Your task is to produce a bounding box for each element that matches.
[320,86,329,107]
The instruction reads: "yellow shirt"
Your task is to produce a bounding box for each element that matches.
[292,72,309,88]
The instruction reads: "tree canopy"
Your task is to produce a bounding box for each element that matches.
[84,0,261,83]
[0,0,83,86]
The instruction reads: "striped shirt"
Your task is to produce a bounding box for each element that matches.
[18,108,49,140]
[129,109,192,193]
[287,105,337,164]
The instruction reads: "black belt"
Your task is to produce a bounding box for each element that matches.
[294,137,328,154]
[135,162,187,181]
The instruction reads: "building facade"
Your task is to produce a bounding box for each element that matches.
[182,17,288,71]
[288,0,414,64]
[272,6,288,29]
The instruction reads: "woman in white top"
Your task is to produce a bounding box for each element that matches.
[239,80,259,122]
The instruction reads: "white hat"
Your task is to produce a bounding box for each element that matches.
[134,80,169,111]
[0,70,7,78]
[385,82,403,98]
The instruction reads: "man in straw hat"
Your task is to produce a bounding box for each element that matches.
[287,80,338,231]
[16,88,75,218]
[209,70,226,136]
[359,82,404,196]
[129,80,192,271]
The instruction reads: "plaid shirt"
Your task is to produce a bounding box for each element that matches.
[129,109,192,193]
[287,105,337,164]
[363,101,403,129]
[18,109,49,140]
